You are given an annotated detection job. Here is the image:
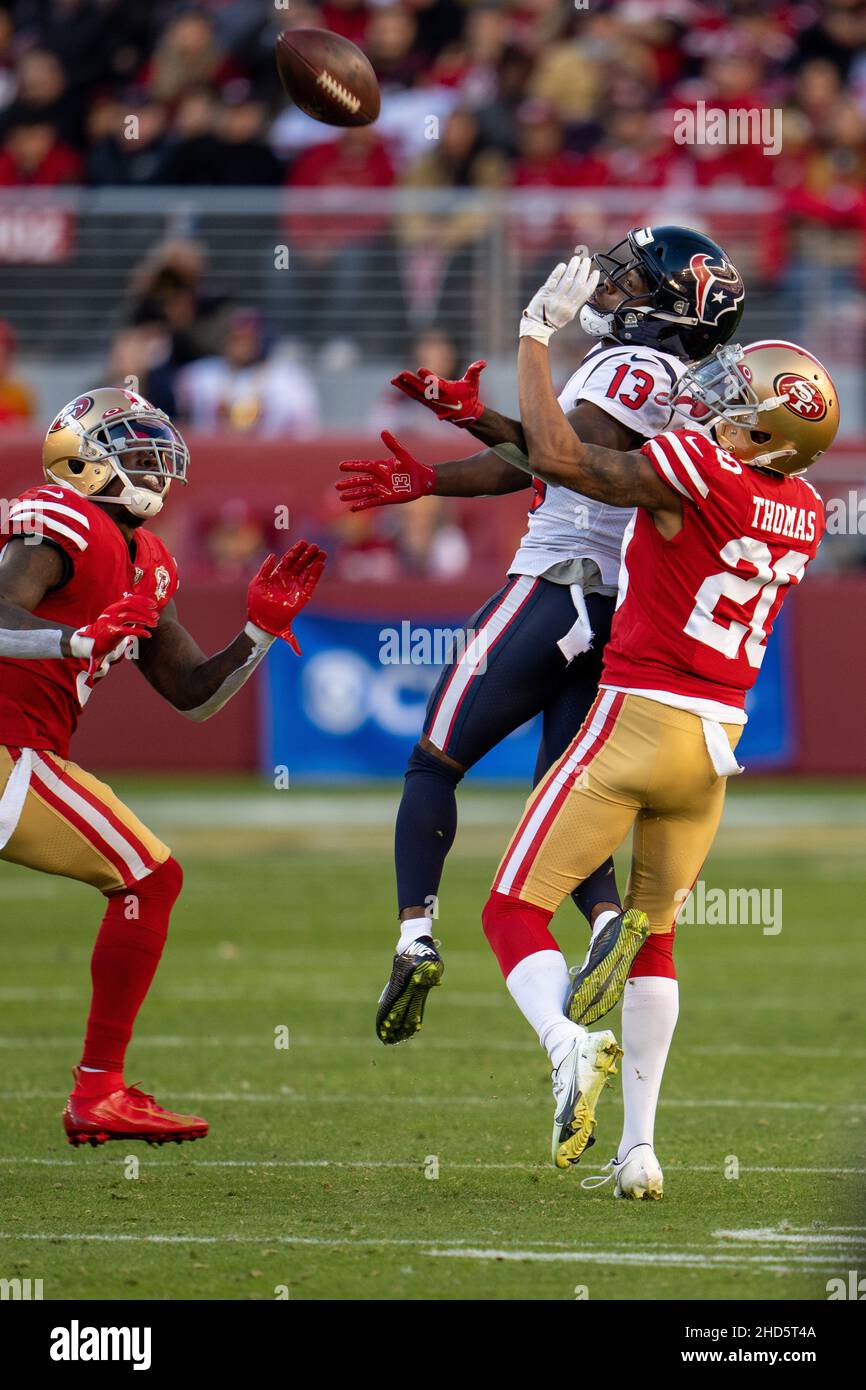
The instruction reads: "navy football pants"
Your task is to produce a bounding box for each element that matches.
[394,574,620,923]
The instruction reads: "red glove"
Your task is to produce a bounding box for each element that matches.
[246,541,326,654]
[390,359,487,425]
[70,595,159,687]
[336,431,436,512]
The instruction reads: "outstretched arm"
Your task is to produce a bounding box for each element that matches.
[337,399,642,512]
[513,252,681,517]
[383,341,644,501]
[517,337,678,512]
[136,541,326,719]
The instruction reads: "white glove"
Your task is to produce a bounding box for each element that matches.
[520,247,600,345]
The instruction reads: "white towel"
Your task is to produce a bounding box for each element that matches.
[701,718,744,778]
[0,748,32,850]
[557,583,595,663]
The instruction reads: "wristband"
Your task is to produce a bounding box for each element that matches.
[69,629,95,659]
[519,314,555,345]
[244,620,277,649]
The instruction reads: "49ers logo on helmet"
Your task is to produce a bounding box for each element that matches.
[775,373,827,421]
[48,395,93,432]
[689,254,745,326]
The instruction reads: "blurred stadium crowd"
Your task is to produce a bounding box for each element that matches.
[0,0,862,203]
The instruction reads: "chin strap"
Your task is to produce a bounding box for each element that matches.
[750,448,798,472]
[93,475,167,519]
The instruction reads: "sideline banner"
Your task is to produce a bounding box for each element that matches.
[261,611,794,779]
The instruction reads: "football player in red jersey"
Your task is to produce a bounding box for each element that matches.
[0,387,325,1146]
[476,253,839,1187]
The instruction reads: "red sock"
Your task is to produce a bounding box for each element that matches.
[481,890,558,978]
[80,856,183,1074]
[628,927,676,979]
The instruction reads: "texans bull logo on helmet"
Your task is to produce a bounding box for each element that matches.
[690,254,745,328]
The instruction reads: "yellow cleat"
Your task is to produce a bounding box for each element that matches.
[551,1030,622,1169]
[566,909,649,1027]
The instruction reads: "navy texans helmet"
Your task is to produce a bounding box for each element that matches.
[580,224,745,360]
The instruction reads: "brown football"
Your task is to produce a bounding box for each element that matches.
[275,28,380,128]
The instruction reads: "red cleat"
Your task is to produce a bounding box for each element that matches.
[63,1068,208,1147]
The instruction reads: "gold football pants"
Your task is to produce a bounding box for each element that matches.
[492,691,743,933]
[0,746,170,894]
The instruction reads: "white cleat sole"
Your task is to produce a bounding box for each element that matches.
[552,1030,622,1170]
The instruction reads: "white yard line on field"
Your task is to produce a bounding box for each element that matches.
[1,1088,863,1113]
[0,1035,862,1062]
[714,1228,866,1245]
[424,1247,849,1272]
[0,1230,851,1276]
[1,1156,864,1176]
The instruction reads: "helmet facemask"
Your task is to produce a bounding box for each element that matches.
[50,408,190,519]
[673,344,798,472]
[580,240,653,340]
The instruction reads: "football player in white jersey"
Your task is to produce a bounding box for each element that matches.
[337,226,745,1182]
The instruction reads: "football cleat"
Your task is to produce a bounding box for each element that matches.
[581,1144,664,1200]
[63,1069,208,1146]
[376,936,443,1044]
[551,1029,622,1169]
[565,908,649,1027]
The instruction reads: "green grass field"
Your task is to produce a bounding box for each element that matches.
[1,776,864,1301]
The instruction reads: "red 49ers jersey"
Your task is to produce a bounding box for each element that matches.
[601,429,825,712]
[0,485,178,756]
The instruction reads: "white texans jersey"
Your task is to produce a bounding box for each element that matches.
[509,342,700,589]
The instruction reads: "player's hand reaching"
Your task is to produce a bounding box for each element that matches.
[336,432,436,512]
[521,247,599,345]
[246,541,326,654]
[390,360,487,425]
[70,595,159,687]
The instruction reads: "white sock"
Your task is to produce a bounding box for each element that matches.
[506,949,584,1071]
[396,916,434,953]
[617,975,679,1162]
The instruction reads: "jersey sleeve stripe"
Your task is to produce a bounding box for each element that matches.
[10,500,91,528]
[644,439,693,499]
[661,431,710,499]
[7,509,89,551]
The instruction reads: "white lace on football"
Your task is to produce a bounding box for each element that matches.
[316,70,361,113]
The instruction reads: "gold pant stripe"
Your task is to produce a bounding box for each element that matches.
[0,747,170,894]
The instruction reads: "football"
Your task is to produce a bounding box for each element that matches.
[275,27,380,128]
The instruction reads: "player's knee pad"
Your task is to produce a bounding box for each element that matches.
[406,742,464,787]
[628,927,675,980]
[482,890,557,978]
